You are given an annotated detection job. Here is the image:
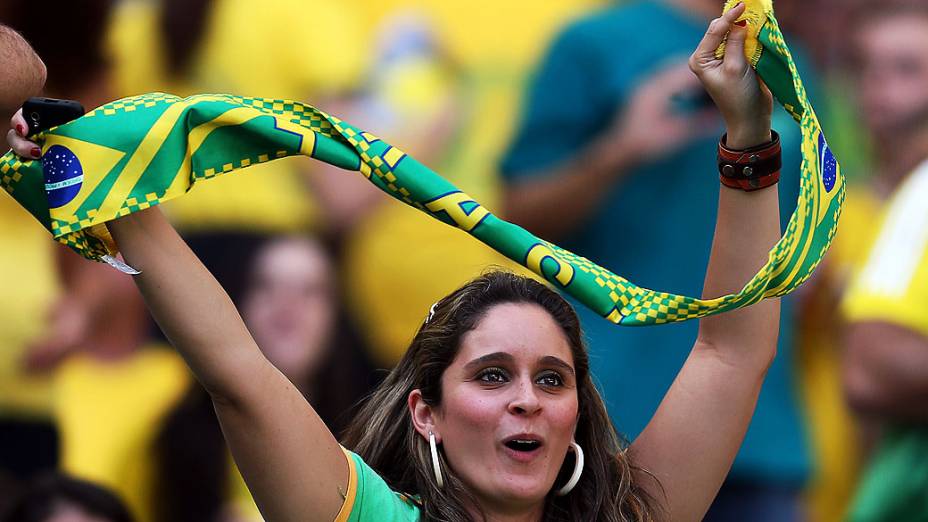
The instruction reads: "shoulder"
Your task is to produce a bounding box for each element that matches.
[337,449,421,522]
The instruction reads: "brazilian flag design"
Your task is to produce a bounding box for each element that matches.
[0,0,843,326]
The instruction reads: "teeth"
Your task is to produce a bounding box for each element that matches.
[505,439,541,451]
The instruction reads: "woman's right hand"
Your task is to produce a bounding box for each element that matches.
[7,109,41,159]
[688,2,773,149]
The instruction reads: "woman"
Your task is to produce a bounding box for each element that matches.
[9,4,780,520]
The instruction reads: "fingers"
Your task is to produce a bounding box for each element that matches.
[690,2,746,71]
[7,109,40,159]
[7,129,40,159]
[723,23,749,72]
[722,2,747,22]
[10,109,27,137]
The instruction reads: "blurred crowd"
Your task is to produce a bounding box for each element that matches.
[1,1,926,521]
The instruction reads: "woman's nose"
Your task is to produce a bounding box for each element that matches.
[508,380,541,415]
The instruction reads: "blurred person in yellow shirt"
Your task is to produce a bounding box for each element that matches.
[340,0,606,366]
[794,2,928,520]
[838,3,928,521]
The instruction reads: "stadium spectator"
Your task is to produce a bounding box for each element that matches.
[840,3,928,521]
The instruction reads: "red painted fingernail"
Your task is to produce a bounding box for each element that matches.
[31,147,41,158]
[15,124,25,135]
[735,20,747,27]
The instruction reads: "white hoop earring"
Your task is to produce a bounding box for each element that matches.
[555,441,584,496]
[429,430,444,489]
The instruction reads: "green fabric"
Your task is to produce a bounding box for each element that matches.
[848,427,928,522]
[0,2,842,326]
[345,451,420,521]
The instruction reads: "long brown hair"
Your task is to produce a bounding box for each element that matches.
[343,271,660,521]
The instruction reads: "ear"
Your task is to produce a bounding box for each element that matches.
[408,389,441,443]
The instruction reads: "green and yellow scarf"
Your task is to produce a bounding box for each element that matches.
[0,0,843,326]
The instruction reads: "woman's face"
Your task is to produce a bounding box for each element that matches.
[241,238,335,384]
[434,302,580,512]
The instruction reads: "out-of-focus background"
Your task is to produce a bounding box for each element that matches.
[2,1,928,521]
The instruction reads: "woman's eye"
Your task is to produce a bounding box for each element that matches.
[537,372,564,387]
[478,368,508,383]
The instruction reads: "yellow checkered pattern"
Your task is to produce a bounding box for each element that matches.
[330,117,424,211]
[0,156,27,195]
[88,93,180,117]
[79,93,348,237]
[548,243,706,324]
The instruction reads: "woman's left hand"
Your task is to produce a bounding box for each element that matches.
[7,109,41,160]
[689,2,773,148]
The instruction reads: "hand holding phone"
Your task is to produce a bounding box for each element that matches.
[23,97,85,136]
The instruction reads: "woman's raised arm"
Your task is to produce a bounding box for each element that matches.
[9,102,350,522]
[108,208,348,522]
[629,4,783,521]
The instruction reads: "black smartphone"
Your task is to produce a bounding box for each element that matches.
[22,97,85,136]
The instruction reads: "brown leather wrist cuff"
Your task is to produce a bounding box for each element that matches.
[718,131,781,192]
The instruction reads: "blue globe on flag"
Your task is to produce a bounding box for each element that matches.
[42,144,83,208]
[817,133,837,193]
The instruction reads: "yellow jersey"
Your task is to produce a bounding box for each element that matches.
[843,160,928,335]
[54,345,264,522]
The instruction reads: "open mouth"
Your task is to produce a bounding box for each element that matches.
[504,439,542,452]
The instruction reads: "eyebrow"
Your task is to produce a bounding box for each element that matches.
[539,356,576,376]
[462,352,576,376]
[462,352,515,374]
